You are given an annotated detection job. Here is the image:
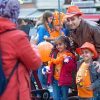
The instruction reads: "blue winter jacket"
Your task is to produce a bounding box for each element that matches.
[37,25,50,44]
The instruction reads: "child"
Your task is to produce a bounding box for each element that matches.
[76,42,100,100]
[48,36,77,100]
[37,11,54,44]
[48,11,65,41]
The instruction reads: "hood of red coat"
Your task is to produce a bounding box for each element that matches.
[0,17,16,34]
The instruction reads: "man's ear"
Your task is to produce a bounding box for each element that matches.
[79,16,82,22]
[65,44,67,48]
[92,52,94,58]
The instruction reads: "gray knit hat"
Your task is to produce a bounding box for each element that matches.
[0,0,20,23]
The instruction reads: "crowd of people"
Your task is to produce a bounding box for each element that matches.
[0,0,100,100]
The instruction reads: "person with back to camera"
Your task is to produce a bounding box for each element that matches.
[0,0,42,100]
[76,42,100,100]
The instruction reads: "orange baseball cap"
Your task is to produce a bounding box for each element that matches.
[64,5,83,18]
[76,42,98,59]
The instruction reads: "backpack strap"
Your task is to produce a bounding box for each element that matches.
[1,28,17,34]
[0,28,20,95]
[7,61,19,83]
[0,28,19,83]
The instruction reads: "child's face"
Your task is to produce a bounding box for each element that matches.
[56,41,66,52]
[81,48,94,62]
[54,25,62,31]
[47,16,53,23]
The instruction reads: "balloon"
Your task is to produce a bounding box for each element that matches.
[37,41,53,62]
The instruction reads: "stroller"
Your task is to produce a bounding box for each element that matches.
[31,71,52,100]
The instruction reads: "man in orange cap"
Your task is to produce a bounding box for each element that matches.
[64,5,100,99]
[76,42,100,100]
[64,6,100,59]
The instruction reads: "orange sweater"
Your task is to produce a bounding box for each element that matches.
[76,62,93,98]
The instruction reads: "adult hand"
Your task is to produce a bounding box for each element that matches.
[93,61,100,73]
[86,85,93,91]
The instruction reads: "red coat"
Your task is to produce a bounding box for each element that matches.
[48,51,77,86]
[59,58,77,86]
[0,17,42,100]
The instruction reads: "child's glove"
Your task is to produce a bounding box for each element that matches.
[44,35,48,40]
[42,66,50,75]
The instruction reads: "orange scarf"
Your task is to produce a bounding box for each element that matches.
[45,22,64,40]
[51,51,73,80]
[45,22,54,34]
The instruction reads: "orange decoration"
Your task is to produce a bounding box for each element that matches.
[37,41,53,62]
[53,11,65,26]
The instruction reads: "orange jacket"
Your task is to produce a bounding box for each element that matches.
[50,31,64,40]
